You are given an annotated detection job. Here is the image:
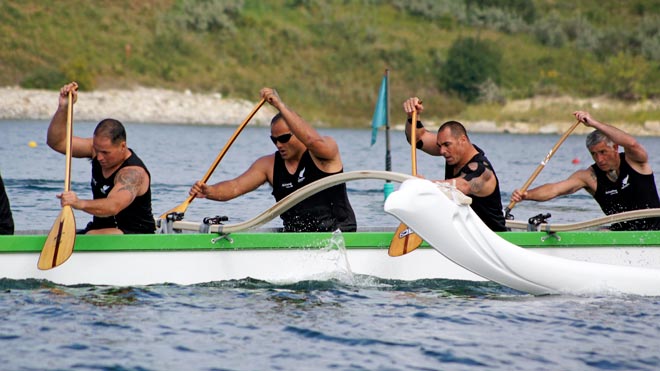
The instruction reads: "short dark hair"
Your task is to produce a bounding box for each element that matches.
[438,120,469,140]
[94,118,126,144]
[270,113,284,126]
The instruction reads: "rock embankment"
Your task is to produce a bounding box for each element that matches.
[0,86,276,126]
[396,119,660,136]
[2,86,659,135]
[395,95,660,136]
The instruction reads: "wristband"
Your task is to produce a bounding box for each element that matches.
[407,118,424,128]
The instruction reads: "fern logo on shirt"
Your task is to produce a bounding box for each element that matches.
[101,185,111,194]
[298,167,306,183]
[621,174,630,190]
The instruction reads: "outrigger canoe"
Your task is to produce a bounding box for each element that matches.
[2,171,660,292]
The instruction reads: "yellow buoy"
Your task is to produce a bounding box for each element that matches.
[28,141,37,148]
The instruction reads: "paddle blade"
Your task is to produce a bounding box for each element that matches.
[158,197,192,220]
[38,206,76,270]
[388,222,423,257]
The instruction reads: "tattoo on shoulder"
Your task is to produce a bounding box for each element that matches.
[469,177,483,194]
[466,167,492,194]
[115,168,144,196]
[481,167,493,180]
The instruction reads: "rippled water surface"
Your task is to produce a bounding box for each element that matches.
[2,120,660,370]
[2,278,660,371]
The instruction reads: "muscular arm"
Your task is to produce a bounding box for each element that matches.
[61,166,149,216]
[261,88,342,172]
[575,111,650,170]
[402,97,441,156]
[281,105,339,160]
[515,169,595,202]
[437,162,497,197]
[46,82,95,158]
[191,155,273,202]
[404,121,442,156]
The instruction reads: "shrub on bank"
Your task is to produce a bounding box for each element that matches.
[439,37,502,103]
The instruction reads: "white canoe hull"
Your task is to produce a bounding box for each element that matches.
[1,247,482,286]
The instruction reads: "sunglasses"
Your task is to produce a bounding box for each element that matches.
[270,133,293,144]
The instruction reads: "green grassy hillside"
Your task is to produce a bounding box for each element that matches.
[1,0,659,126]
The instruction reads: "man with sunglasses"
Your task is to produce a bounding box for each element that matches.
[189,87,357,232]
[403,97,507,232]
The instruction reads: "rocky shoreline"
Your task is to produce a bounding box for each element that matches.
[0,86,276,126]
[2,86,659,135]
[395,118,660,137]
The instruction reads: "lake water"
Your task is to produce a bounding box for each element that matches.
[2,119,660,370]
[8,119,660,230]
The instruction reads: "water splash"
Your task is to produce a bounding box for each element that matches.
[296,229,356,284]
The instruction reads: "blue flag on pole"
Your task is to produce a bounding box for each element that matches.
[371,74,387,146]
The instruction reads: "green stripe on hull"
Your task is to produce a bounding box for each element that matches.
[0,232,398,253]
[1,231,659,253]
[500,231,660,247]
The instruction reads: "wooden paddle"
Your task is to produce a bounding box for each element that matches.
[388,109,424,256]
[159,98,266,219]
[504,120,581,219]
[38,91,76,270]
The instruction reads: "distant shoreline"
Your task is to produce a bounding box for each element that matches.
[0,86,276,127]
[2,86,659,135]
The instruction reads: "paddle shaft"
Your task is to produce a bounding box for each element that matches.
[64,91,73,192]
[388,108,423,257]
[410,110,418,176]
[203,98,264,179]
[38,91,76,270]
[160,98,266,219]
[505,120,581,213]
[185,98,266,202]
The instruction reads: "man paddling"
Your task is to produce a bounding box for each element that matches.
[189,87,357,232]
[511,111,660,231]
[0,171,13,235]
[402,97,507,231]
[47,82,155,234]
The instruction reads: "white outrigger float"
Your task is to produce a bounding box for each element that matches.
[2,171,660,293]
[384,177,660,296]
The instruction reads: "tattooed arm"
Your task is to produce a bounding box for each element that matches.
[447,162,498,197]
[58,166,149,217]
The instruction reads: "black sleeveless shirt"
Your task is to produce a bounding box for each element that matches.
[85,149,155,234]
[272,151,357,232]
[592,152,660,231]
[445,145,507,231]
[0,173,14,235]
